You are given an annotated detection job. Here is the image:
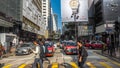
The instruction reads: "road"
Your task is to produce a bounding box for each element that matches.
[0,48,120,68]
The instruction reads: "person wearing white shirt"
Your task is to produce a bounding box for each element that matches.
[32,41,43,68]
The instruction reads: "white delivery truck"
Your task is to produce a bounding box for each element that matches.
[0,33,18,53]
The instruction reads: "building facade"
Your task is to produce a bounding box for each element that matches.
[88,0,95,40]
[94,0,120,40]
[94,0,120,58]
[0,0,22,34]
[42,0,50,38]
[22,0,46,41]
[53,14,58,31]
[0,0,22,52]
[61,0,89,40]
[0,0,47,42]
[42,0,50,28]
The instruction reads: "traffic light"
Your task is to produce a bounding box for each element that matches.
[114,21,120,32]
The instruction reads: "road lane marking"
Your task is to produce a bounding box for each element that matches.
[94,52,120,66]
[86,62,96,68]
[70,62,79,68]
[18,64,27,68]
[99,62,112,68]
[52,62,58,68]
[3,64,12,68]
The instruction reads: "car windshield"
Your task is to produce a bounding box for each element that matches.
[20,44,31,47]
[66,42,76,46]
[62,41,66,44]
[45,43,52,47]
[91,41,96,44]
[97,41,104,44]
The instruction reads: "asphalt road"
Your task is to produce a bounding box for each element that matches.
[0,47,120,68]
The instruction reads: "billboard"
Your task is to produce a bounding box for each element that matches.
[61,0,88,22]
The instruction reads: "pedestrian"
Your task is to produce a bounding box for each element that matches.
[32,41,43,68]
[0,42,5,59]
[9,42,13,53]
[77,40,88,68]
[39,40,50,64]
[106,37,110,54]
[19,40,23,45]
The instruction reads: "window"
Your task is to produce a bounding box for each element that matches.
[43,3,46,4]
[43,6,46,7]
[43,12,46,13]
[43,15,46,16]
[26,1,29,7]
[43,0,46,2]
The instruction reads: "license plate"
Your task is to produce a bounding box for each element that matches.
[49,50,52,52]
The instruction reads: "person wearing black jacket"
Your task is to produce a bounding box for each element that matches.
[77,40,88,68]
[39,40,50,64]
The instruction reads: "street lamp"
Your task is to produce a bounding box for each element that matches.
[69,0,80,41]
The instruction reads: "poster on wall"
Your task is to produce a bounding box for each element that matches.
[61,0,88,22]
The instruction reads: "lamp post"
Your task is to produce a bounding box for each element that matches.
[69,0,80,41]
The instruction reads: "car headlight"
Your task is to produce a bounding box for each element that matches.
[23,49,28,52]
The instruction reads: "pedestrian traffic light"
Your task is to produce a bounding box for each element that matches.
[114,21,120,32]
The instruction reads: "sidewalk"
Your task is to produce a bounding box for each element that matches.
[94,49,120,63]
[1,47,16,58]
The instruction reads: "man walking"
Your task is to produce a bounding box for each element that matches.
[32,40,43,68]
[77,40,88,68]
[39,40,50,64]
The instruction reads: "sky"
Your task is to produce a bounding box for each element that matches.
[51,0,61,30]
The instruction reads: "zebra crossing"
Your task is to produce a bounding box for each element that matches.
[1,60,120,68]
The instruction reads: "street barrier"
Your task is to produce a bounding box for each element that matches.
[2,64,12,68]
[69,62,79,68]
[18,64,27,68]
[51,62,59,68]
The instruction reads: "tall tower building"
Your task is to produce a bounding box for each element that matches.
[42,0,50,28]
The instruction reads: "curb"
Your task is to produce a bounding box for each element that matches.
[94,51,120,63]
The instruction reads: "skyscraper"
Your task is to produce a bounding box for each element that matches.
[42,0,50,28]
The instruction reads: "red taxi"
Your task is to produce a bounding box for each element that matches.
[64,41,77,55]
[45,42,54,56]
[84,41,105,49]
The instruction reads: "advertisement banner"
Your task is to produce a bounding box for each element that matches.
[61,0,88,22]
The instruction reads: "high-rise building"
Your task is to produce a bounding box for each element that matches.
[33,0,42,13]
[42,0,50,28]
[0,0,22,50]
[0,0,47,41]
[0,0,22,33]
[42,0,50,38]
[94,0,120,58]
[53,14,58,31]
[94,0,120,38]
[22,0,46,41]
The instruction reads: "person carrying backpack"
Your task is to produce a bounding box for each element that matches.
[39,40,50,64]
[77,40,88,68]
[32,40,43,68]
